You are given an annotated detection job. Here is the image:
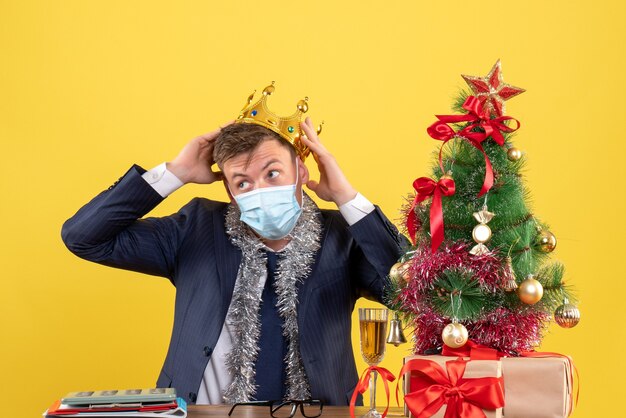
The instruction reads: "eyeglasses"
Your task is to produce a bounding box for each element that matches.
[228,399,324,418]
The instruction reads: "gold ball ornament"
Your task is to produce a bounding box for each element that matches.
[554,300,581,328]
[389,262,410,283]
[518,276,544,305]
[507,147,523,161]
[535,229,557,253]
[441,322,469,348]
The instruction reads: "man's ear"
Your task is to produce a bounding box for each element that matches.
[298,157,309,185]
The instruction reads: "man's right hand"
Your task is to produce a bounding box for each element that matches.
[167,122,232,184]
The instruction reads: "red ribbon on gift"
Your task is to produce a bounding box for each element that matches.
[442,340,507,361]
[427,96,520,197]
[398,358,504,418]
[406,176,456,252]
[350,366,396,418]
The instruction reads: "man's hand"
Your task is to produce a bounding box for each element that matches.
[167,122,233,184]
[300,117,357,206]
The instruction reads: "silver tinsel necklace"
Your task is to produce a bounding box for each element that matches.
[222,194,322,403]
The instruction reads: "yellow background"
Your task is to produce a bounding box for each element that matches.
[1,1,624,416]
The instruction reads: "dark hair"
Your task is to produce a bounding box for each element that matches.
[213,123,296,168]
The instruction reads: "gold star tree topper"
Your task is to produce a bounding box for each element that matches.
[462,60,525,117]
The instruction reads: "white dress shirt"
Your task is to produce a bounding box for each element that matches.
[141,163,375,404]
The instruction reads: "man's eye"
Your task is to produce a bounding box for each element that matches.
[238,181,250,189]
[268,170,280,179]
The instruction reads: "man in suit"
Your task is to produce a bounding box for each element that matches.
[62,99,405,405]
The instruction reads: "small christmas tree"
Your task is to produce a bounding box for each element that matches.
[388,60,580,355]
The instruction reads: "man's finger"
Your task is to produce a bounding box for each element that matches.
[300,122,321,145]
[302,132,330,160]
[300,121,314,138]
[312,152,320,165]
[301,134,322,155]
[198,130,221,141]
[200,120,235,141]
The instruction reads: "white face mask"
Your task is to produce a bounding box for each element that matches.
[230,159,302,240]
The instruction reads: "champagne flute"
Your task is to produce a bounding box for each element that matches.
[358,308,388,418]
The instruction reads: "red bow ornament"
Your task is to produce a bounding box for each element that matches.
[350,366,396,418]
[399,358,504,418]
[427,96,520,197]
[407,176,456,252]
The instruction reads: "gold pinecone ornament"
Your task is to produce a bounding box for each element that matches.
[502,256,518,292]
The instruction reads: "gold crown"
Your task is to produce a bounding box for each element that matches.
[235,82,322,160]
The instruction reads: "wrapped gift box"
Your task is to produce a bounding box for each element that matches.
[501,356,574,418]
[402,355,503,418]
[402,354,574,418]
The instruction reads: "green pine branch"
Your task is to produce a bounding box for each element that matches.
[428,268,501,321]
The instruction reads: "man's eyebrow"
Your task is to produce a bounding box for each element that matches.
[230,159,282,180]
[262,159,282,171]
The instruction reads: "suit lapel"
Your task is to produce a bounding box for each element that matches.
[214,204,242,320]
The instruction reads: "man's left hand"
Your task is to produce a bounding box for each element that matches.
[300,117,357,207]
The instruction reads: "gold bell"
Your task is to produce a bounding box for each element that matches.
[386,312,408,346]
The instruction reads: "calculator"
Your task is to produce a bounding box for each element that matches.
[61,388,177,405]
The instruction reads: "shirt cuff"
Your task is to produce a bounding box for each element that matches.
[338,192,376,226]
[141,162,184,198]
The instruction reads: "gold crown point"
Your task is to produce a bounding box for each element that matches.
[297,99,309,113]
[263,82,276,96]
[234,82,320,161]
[242,90,256,110]
[317,121,324,135]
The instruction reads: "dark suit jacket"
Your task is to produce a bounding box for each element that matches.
[62,165,405,405]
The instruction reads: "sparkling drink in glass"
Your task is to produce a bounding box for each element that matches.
[358,308,388,418]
